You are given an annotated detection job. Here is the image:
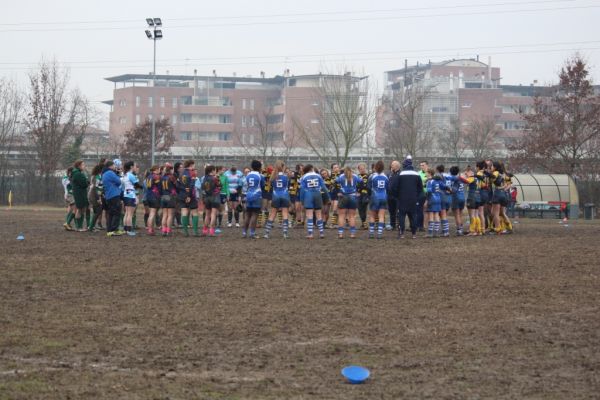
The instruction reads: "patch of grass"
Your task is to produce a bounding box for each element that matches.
[0,377,51,398]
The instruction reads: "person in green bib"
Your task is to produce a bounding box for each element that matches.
[71,160,90,232]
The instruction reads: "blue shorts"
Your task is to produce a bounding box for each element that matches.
[246,194,262,210]
[338,194,357,210]
[290,194,298,203]
[441,193,451,211]
[369,196,388,211]
[271,194,290,209]
[302,191,323,210]
[427,200,442,213]
[123,197,137,207]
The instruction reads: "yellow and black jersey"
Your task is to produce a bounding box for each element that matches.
[357,173,369,195]
[288,172,300,196]
[262,169,272,192]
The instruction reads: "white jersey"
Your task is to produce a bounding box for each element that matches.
[123,172,138,199]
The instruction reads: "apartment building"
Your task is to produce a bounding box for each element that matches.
[104,72,361,151]
[377,58,539,154]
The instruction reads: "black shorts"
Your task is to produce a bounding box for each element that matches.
[146,198,160,209]
[466,198,478,210]
[262,191,273,201]
[220,194,228,204]
[492,190,508,207]
[123,197,137,207]
[228,193,239,202]
[204,195,221,210]
[321,192,331,206]
[161,195,176,209]
[180,198,198,210]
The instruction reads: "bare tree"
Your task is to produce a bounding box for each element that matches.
[121,118,175,166]
[294,71,375,167]
[381,83,436,160]
[25,60,88,202]
[235,107,281,164]
[437,117,466,163]
[510,55,600,177]
[189,131,214,165]
[0,78,24,203]
[463,115,500,160]
[62,92,102,166]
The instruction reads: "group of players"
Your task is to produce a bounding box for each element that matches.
[61,155,514,240]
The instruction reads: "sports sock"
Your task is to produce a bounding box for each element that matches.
[378,222,384,236]
[369,222,375,234]
[503,215,513,231]
[132,213,137,228]
[181,216,189,234]
[66,212,74,225]
[338,226,344,235]
[350,226,356,235]
[428,220,434,235]
[227,210,233,224]
[234,210,240,223]
[218,214,223,227]
[307,220,314,235]
[283,219,289,235]
[192,216,199,234]
[317,219,324,234]
[249,227,255,237]
[85,209,91,228]
[441,219,449,235]
[264,220,273,235]
[434,221,440,234]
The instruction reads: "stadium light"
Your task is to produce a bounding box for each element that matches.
[144,17,164,166]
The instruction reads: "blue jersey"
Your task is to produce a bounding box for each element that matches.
[368,173,389,200]
[426,177,447,203]
[335,174,361,195]
[224,170,243,195]
[245,171,264,201]
[272,173,289,197]
[448,175,466,201]
[300,172,327,193]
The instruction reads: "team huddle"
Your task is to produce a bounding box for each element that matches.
[61,155,515,240]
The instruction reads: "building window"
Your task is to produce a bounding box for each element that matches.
[267,114,284,124]
[135,96,141,107]
[172,97,178,108]
[250,116,255,127]
[218,132,231,141]
[503,121,526,130]
[135,114,141,124]
[311,101,319,106]
[180,132,192,141]
[148,114,153,121]
[181,96,192,105]
[249,99,255,110]
[241,115,247,127]
[310,119,319,124]
[461,102,472,108]
[431,107,448,113]
[242,99,247,110]
[119,117,127,125]
[119,99,127,107]
[172,115,178,125]
[160,97,165,108]
[289,79,297,87]
[267,132,284,142]
[160,114,165,121]
[148,97,153,107]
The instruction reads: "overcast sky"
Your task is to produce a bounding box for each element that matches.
[2,0,599,126]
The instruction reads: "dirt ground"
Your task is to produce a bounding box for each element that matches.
[0,208,599,399]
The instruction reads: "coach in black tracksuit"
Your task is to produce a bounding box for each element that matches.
[389,156,423,238]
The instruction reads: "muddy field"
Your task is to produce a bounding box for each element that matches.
[0,208,599,399]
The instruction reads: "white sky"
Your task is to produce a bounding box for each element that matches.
[2,0,600,127]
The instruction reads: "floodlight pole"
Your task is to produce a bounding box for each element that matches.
[146,17,162,166]
[151,31,156,166]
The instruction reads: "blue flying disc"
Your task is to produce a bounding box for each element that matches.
[341,365,370,384]
[16,234,24,241]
